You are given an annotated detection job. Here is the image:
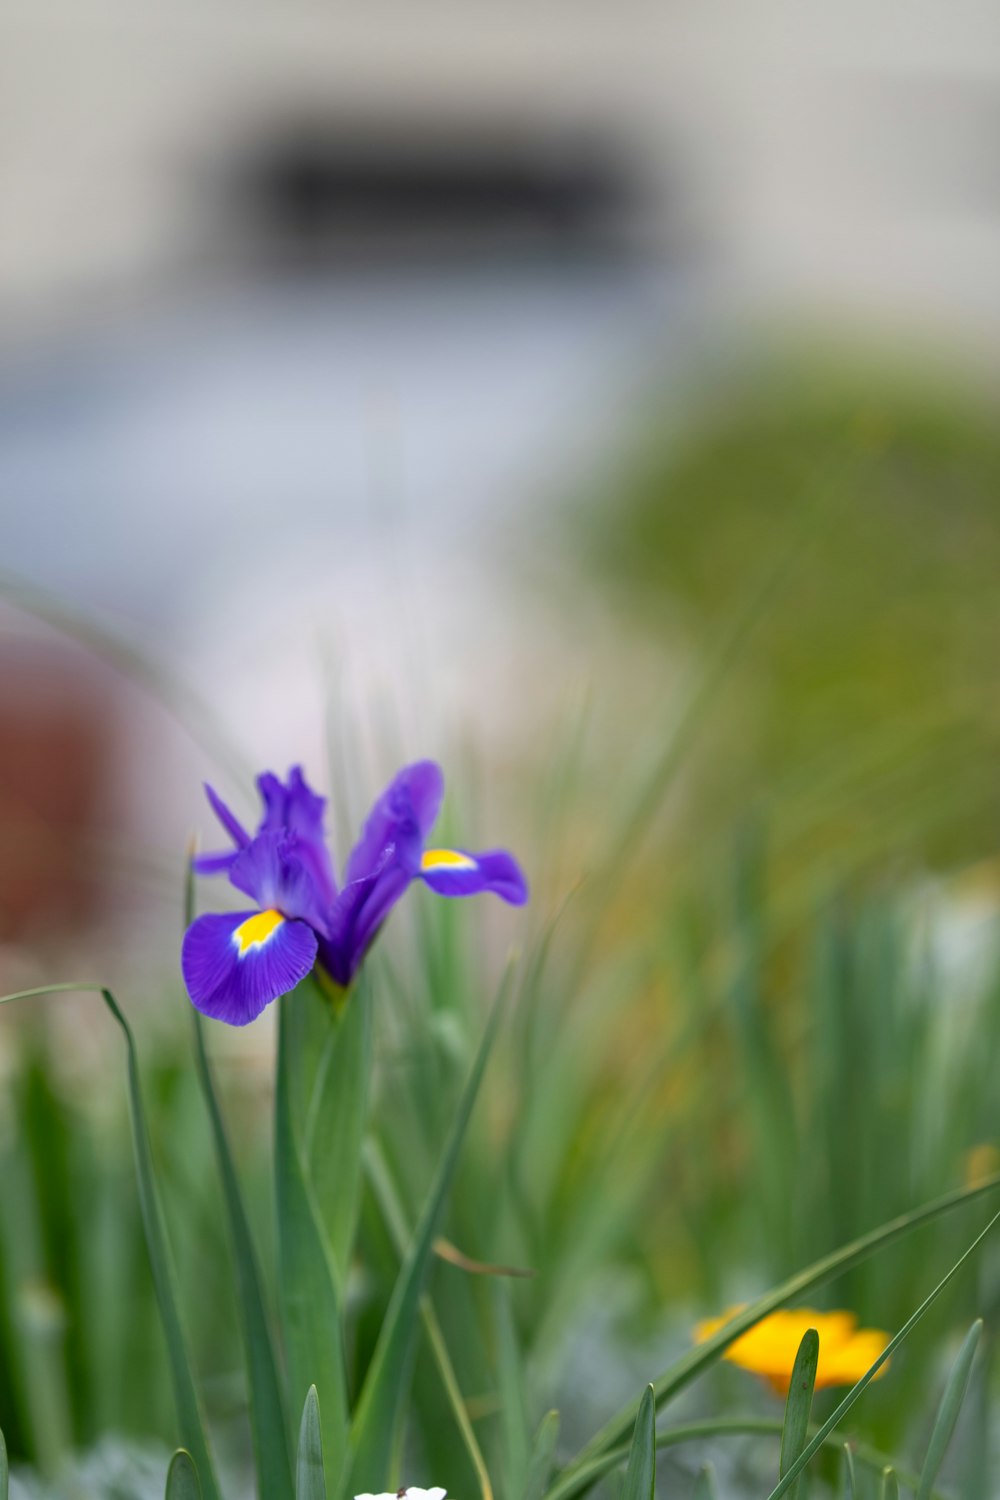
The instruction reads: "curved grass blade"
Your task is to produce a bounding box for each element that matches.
[297,1387,328,1500]
[881,1470,899,1500]
[305,972,373,1287]
[548,1171,1000,1500]
[1,1422,7,1500]
[0,985,221,1500]
[916,1319,982,1500]
[186,858,294,1500]
[166,1451,202,1500]
[344,974,510,1498]
[766,1211,1000,1500]
[693,1464,718,1500]
[276,995,349,1486]
[622,1387,655,1500]
[779,1329,818,1500]
[523,1413,560,1500]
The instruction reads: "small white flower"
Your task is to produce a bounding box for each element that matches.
[355,1490,446,1500]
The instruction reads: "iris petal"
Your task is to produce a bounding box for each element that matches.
[182,910,317,1026]
[205,783,251,849]
[344,760,444,885]
[418,848,528,905]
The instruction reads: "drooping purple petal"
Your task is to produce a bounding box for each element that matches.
[229,831,332,935]
[205,783,252,849]
[182,909,317,1026]
[418,848,528,904]
[344,760,444,886]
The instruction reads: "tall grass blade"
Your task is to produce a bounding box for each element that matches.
[276,995,349,1485]
[0,1422,7,1500]
[523,1413,560,1500]
[495,1283,531,1500]
[622,1387,655,1500]
[779,1329,818,1500]
[344,974,509,1498]
[881,1470,899,1500]
[548,1172,1000,1500]
[166,1451,202,1500]
[0,985,223,1500]
[766,1212,1000,1499]
[693,1464,718,1500]
[916,1319,982,1500]
[297,1386,328,1500]
[305,975,373,1287]
[841,1446,856,1500]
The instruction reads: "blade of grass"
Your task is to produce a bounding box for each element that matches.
[523,1413,560,1500]
[297,1387,328,1500]
[0,985,222,1500]
[276,991,349,1486]
[185,861,294,1500]
[841,1447,856,1500]
[548,1172,1000,1500]
[767,1212,1000,1500]
[622,1388,655,1500]
[692,1464,717,1500]
[166,1451,203,1500]
[916,1320,982,1500]
[0,1422,7,1500]
[779,1329,818,1500]
[305,974,373,1288]
[882,1470,899,1500]
[344,971,510,1498]
[495,1283,531,1500]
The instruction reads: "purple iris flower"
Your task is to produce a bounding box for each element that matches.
[182,761,528,1026]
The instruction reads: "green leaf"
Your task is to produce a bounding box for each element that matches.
[305,973,373,1287]
[344,976,509,1497]
[188,836,293,1500]
[193,1013,294,1500]
[692,1464,718,1500]
[166,1451,202,1500]
[297,1386,328,1500]
[495,1282,531,1500]
[276,992,349,1487]
[881,1469,899,1500]
[779,1329,819,1500]
[841,1445,857,1500]
[622,1387,655,1500]
[916,1319,983,1500]
[547,1172,1000,1500]
[0,987,225,1500]
[767,1216,1000,1499]
[0,1422,7,1500]
[523,1413,560,1500]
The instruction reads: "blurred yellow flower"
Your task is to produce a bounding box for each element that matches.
[694,1306,891,1397]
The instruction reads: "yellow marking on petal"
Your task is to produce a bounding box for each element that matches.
[234,908,285,955]
[421,848,476,873]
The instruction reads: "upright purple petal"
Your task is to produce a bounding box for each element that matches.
[229,832,332,936]
[204,783,251,849]
[182,909,317,1026]
[344,760,444,885]
[418,848,528,904]
[319,859,413,986]
[255,765,338,907]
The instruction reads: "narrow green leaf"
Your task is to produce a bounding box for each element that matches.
[881,1469,899,1500]
[495,1283,531,1500]
[306,974,373,1286]
[344,976,510,1497]
[166,1450,202,1500]
[194,1013,294,1499]
[548,1171,1000,1500]
[767,1216,1000,1500]
[779,1329,818,1500]
[523,1413,560,1500]
[916,1320,983,1500]
[276,993,349,1485]
[692,1464,718,1500]
[841,1445,857,1500]
[297,1386,328,1500]
[188,849,293,1500]
[622,1387,655,1500]
[0,1422,7,1500]
[0,987,225,1500]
